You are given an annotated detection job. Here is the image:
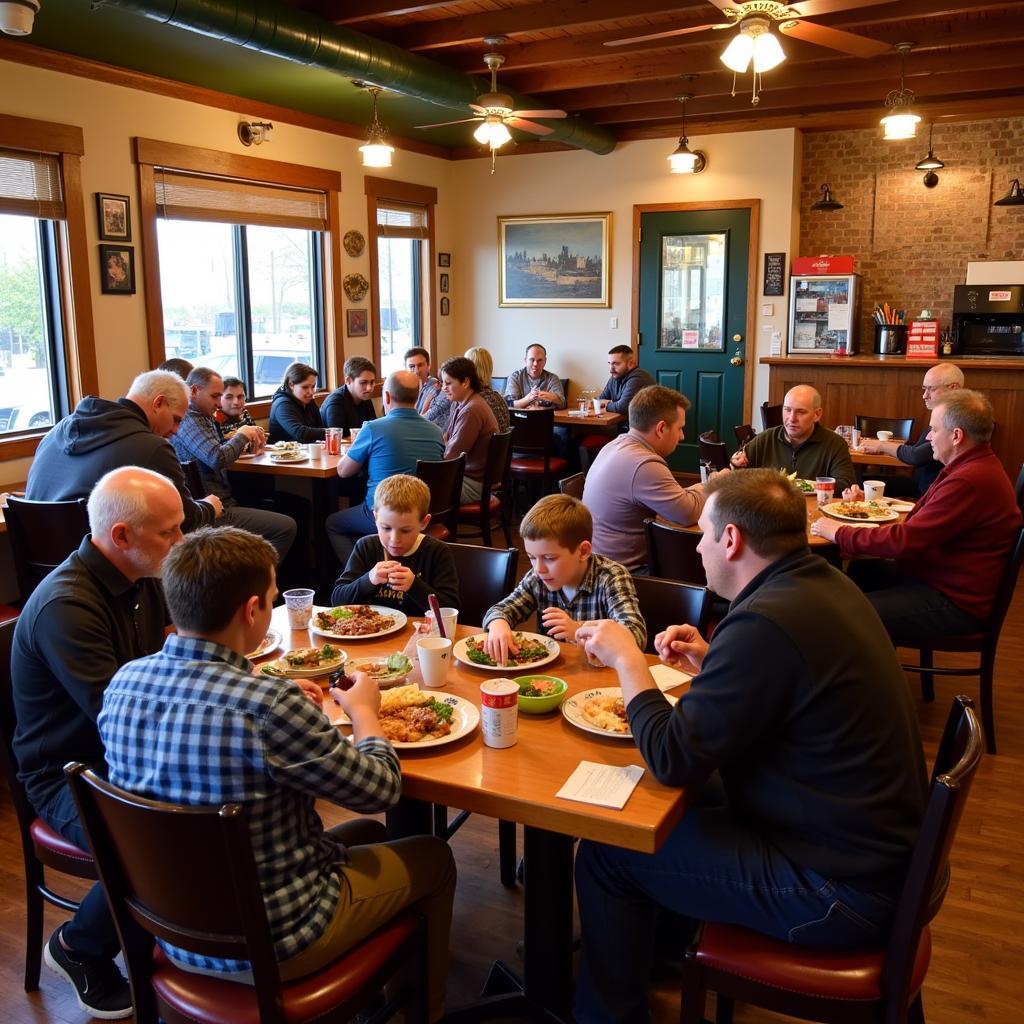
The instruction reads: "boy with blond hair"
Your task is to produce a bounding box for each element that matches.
[331,474,459,614]
[483,494,645,664]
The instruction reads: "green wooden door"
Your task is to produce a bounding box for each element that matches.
[638,208,750,474]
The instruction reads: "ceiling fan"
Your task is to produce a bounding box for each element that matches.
[605,0,892,104]
[416,47,567,168]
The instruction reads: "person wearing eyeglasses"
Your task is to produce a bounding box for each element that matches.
[858,363,964,496]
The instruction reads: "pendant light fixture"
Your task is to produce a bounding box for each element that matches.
[810,183,843,213]
[916,123,944,188]
[356,84,395,169]
[667,94,707,175]
[720,15,785,106]
[993,179,1024,207]
[880,43,921,140]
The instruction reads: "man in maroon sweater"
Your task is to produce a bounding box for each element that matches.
[812,389,1020,645]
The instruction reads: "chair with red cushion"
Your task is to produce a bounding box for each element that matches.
[679,694,984,1024]
[416,452,465,541]
[457,429,513,548]
[509,408,569,503]
[0,617,98,991]
[65,761,428,1024]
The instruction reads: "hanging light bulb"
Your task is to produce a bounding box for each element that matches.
[880,43,921,140]
[720,31,755,74]
[357,85,395,168]
[666,94,707,175]
[473,114,512,149]
[721,16,784,105]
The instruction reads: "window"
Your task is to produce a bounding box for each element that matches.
[136,140,342,404]
[365,177,436,378]
[0,118,96,457]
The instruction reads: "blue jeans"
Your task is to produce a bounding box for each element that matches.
[325,501,376,565]
[574,783,898,1023]
[37,785,121,961]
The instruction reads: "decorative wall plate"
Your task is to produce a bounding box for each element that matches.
[343,230,365,258]
[343,273,369,302]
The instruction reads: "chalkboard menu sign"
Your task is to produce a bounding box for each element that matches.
[763,252,786,296]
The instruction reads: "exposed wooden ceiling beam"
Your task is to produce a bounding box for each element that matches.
[297,0,453,25]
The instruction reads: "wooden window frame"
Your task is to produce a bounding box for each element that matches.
[134,138,343,415]
[0,113,97,462]
[364,176,437,374]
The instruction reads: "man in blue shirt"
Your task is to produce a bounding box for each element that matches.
[325,370,444,562]
[97,527,455,1020]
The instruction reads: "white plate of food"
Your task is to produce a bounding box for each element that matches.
[561,687,677,740]
[268,450,309,463]
[780,470,816,494]
[265,441,301,452]
[820,500,899,523]
[453,631,560,671]
[259,642,346,679]
[246,628,282,660]
[310,605,408,640]
[343,653,414,689]
[332,685,480,749]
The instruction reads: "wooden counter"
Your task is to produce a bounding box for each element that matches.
[760,355,1024,476]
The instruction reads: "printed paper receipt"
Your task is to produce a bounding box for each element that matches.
[556,761,645,810]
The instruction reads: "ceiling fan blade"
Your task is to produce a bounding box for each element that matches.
[469,103,488,114]
[787,0,894,15]
[509,109,567,119]
[779,19,891,57]
[414,117,481,129]
[705,0,736,11]
[604,21,723,47]
[505,118,555,136]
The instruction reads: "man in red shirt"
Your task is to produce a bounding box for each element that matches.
[812,389,1020,645]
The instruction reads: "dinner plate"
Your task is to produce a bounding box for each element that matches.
[309,605,408,641]
[246,628,282,660]
[820,500,899,523]
[561,687,677,740]
[268,452,309,463]
[886,500,915,513]
[332,693,480,749]
[452,632,560,671]
[259,645,347,679]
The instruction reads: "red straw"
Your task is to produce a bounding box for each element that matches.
[428,594,446,639]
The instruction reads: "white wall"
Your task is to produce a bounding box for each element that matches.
[446,129,800,415]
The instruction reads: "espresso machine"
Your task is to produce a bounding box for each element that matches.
[951,285,1024,356]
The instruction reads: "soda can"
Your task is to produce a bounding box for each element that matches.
[479,679,519,748]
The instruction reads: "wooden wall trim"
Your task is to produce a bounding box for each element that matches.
[325,188,344,383]
[0,111,83,155]
[136,163,166,369]
[364,175,439,206]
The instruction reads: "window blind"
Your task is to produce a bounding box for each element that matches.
[0,148,64,220]
[376,201,428,240]
[154,170,328,230]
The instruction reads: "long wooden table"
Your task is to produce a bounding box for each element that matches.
[850,447,909,469]
[263,605,690,1021]
[552,408,623,430]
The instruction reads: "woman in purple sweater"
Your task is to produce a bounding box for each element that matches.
[440,356,498,502]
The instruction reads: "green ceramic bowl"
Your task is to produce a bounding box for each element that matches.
[514,675,568,714]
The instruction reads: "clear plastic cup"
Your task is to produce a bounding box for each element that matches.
[283,588,315,630]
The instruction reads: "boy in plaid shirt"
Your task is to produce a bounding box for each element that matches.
[483,493,645,664]
[214,376,257,441]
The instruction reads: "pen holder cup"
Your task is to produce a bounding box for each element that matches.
[874,324,907,355]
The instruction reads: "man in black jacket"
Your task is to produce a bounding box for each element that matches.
[573,469,927,1024]
[26,369,223,532]
[12,467,184,1019]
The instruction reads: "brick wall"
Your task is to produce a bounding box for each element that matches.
[799,117,1024,350]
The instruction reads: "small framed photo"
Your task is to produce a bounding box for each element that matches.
[440,296,450,317]
[439,273,449,294]
[96,193,131,242]
[438,252,451,268]
[99,244,135,294]
[346,308,368,337]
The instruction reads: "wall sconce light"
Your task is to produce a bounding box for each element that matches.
[238,121,273,147]
[0,0,40,35]
[810,183,843,212]
[667,94,707,175]
[993,179,1024,208]
[880,43,920,140]
[356,84,395,169]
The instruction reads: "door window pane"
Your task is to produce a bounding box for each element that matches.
[659,233,726,352]
[376,236,418,378]
[0,213,56,435]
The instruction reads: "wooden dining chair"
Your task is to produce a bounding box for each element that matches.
[644,518,707,586]
[457,430,513,548]
[855,414,915,441]
[679,695,984,1024]
[733,423,756,448]
[4,495,89,601]
[65,762,429,1024]
[900,524,1024,754]
[632,577,710,654]
[698,432,729,472]
[760,402,783,429]
[558,472,585,500]
[416,452,465,541]
[509,408,569,502]
[0,618,98,991]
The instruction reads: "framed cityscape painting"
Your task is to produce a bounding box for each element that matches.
[498,213,610,307]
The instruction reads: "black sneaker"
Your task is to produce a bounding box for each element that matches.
[44,925,133,1020]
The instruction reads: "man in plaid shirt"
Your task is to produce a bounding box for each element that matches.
[98,527,455,1020]
[483,494,645,665]
[214,375,258,441]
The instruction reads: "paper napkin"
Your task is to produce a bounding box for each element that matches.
[557,761,645,809]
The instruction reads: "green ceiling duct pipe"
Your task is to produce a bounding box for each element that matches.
[94,0,617,155]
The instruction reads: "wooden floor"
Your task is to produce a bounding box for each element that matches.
[2,575,1022,1022]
